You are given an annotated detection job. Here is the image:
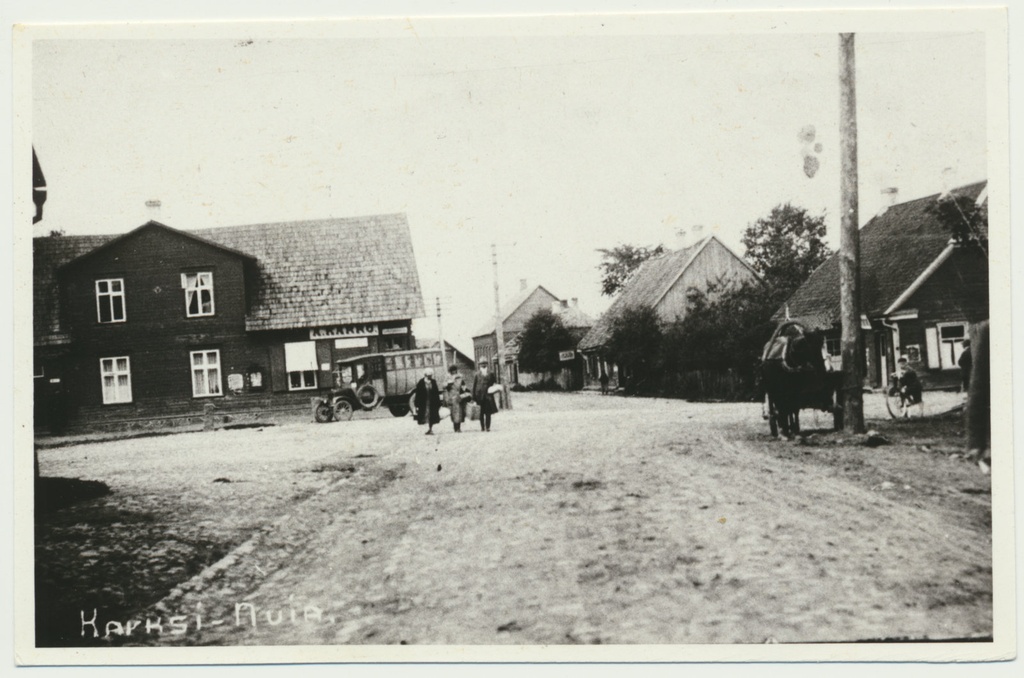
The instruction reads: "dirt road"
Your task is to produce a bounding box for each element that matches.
[35,392,991,646]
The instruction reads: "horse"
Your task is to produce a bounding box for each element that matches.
[760,321,840,438]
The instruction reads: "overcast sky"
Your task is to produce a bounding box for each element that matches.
[30,22,988,351]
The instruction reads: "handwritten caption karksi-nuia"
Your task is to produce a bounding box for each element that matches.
[80,602,338,639]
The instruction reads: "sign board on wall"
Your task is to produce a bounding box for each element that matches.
[381,327,408,335]
[334,337,369,350]
[559,350,575,361]
[310,323,378,340]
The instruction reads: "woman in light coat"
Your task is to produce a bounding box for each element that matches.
[444,364,468,432]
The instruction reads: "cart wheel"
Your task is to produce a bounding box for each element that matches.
[314,400,334,423]
[334,398,354,421]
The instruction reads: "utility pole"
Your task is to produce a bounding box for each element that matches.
[491,243,512,410]
[839,33,865,433]
[436,297,448,376]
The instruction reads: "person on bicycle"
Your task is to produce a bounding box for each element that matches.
[893,356,923,416]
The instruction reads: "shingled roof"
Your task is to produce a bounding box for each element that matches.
[33,213,426,340]
[578,237,711,351]
[34,234,112,344]
[777,181,987,329]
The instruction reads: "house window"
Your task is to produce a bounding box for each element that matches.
[937,323,968,369]
[182,272,215,317]
[100,356,132,404]
[96,278,126,323]
[191,350,222,397]
[284,341,317,390]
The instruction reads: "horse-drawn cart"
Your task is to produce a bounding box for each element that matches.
[760,321,844,437]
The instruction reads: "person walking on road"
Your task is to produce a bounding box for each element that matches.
[414,368,442,435]
[471,361,498,432]
[599,369,610,395]
[444,364,469,433]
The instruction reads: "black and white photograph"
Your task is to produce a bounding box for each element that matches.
[9,2,1016,667]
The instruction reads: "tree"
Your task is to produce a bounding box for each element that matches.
[596,243,665,297]
[660,279,777,399]
[605,304,663,393]
[740,204,831,300]
[929,194,988,251]
[517,309,576,375]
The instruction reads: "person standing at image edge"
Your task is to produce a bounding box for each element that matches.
[472,360,498,432]
[414,368,442,435]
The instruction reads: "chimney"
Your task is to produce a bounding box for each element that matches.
[571,297,578,308]
[674,227,688,249]
[145,199,162,222]
[520,278,528,292]
[878,187,898,215]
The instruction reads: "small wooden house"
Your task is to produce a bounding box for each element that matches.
[777,181,989,391]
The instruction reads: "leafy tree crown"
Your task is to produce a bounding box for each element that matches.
[741,203,831,299]
[596,243,665,297]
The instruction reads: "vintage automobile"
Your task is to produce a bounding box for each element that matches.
[314,347,456,423]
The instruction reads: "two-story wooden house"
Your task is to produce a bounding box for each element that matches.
[33,214,425,431]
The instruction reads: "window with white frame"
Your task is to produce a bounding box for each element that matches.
[284,341,318,390]
[100,356,132,404]
[96,278,126,323]
[937,323,968,369]
[182,272,215,317]
[190,350,222,397]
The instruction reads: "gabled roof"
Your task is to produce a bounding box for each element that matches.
[416,338,475,366]
[579,235,739,351]
[557,303,594,330]
[778,180,987,329]
[34,234,113,344]
[33,213,426,340]
[59,221,257,271]
[471,284,560,339]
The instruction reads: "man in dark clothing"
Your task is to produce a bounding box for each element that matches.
[958,339,973,393]
[965,323,990,473]
[471,361,498,432]
[895,357,922,417]
[414,368,442,435]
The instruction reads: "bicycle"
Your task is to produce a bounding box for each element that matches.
[885,373,923,419]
